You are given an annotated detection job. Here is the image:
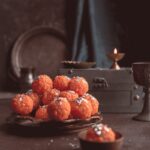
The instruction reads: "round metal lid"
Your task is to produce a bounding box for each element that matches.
[11,26,68,78]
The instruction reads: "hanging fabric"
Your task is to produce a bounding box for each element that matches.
[66,0,120,68]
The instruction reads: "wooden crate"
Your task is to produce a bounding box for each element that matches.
[59,68,143,113]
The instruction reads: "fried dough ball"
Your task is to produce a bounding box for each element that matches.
[35,105,49,120]
[83,93,99,115]
[11,94,33,115]
[26,90,40,110]
[42,89,60,105]
[60,90,78,102]
[69,77,89,96]
[53,75,71,91]
[47,97,71,121]
[32,75,53,94]
[86,124,116,142]
[70,97,92,119]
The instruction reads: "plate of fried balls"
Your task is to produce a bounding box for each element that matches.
[8,75,102,132]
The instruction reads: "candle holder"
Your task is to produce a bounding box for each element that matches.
[132,62,150,121]
[107,49,125,70]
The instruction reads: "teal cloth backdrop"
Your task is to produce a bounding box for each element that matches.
[66,0,121,68]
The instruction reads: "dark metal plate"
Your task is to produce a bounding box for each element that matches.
[11,26,68,78]
[6,113,102,133]
[61,61,96,69]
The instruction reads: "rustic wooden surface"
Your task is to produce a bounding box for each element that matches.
[0,99,150,150]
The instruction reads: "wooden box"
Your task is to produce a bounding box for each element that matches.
[59,68,143,113]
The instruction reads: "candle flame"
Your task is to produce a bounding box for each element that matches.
[114,48,118,54]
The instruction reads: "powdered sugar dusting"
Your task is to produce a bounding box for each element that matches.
[92,124,103,136]
[76,97,86,105]
[19,97,23,101]
[41,105,48,108]
[92,124,111,136]
[67,90,76,94]
[18,95,24,101]
[83,93,90,97]
[104,125,111,132]
[54,97,65,105]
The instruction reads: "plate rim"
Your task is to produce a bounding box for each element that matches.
[61,61,96,69]
[7,112,103,128]
[11,26,66,78]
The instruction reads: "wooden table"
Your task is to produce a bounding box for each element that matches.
[0,99,150,150]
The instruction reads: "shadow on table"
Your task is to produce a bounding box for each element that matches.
[0,123,77,137]
[1,112,102,138]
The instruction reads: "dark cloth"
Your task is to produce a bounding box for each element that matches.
[66,0,120,67]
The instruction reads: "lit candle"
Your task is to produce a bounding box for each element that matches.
[114,48,118,54]
[107,47,125,70]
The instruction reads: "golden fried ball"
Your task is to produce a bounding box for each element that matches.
[42,89,60,105]
[53,75,71,91]
[11,94,33,115]
[60,90,79,102]
[26,90,40,110]
[35,105,49,120]
[69,77,89,96]
[32,75,53,94]
[47,97,71,121]
[83,93,99,115]
[70,97,92,119]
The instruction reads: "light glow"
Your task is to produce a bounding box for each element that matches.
[114,48,118,54]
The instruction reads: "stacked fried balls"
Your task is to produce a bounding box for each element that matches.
[11,75,100,121]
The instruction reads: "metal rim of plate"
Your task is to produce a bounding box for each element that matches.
[61,61,96,69]
[7,113,103,133]
[11,26,66,78]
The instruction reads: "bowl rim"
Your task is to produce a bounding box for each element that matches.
[132,62,150,65]
[78,130,124,144]
[61,61,96,64]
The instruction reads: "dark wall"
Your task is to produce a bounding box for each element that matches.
[111,0,150,66]
[66,0,150,68]
[0,0,66,91]
[0,0,150,91]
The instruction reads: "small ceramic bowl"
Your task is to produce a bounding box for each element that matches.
[78,130,124,150]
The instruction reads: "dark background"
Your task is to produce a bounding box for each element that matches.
[0,0,150,91]
[0,0,66,91]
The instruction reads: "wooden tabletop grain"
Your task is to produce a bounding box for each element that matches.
[0,99,149,150]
